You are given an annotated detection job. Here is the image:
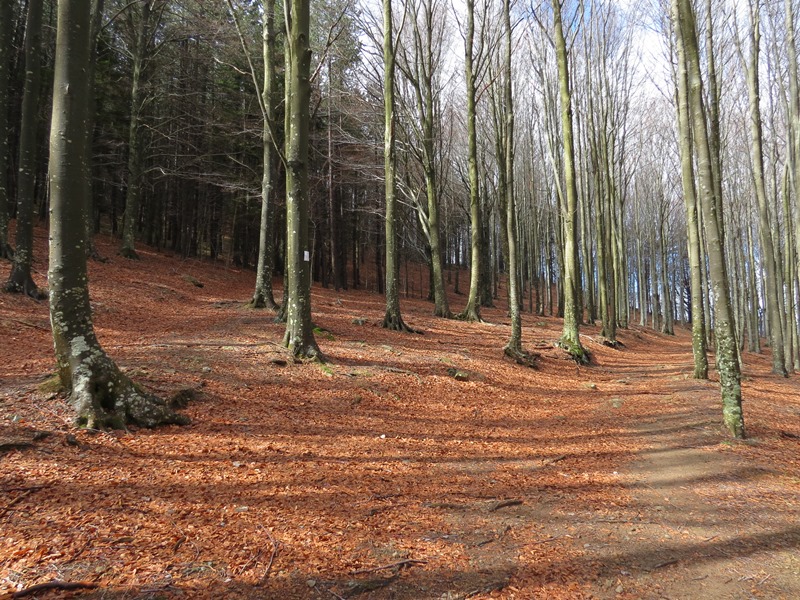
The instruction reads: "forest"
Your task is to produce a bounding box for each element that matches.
[1,0,800,598]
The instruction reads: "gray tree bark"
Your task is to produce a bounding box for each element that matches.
[382,0,412,331]
[282,0,320,358]
[0,0,12,259]
[501,0,524,359]
[675,42,708,378]
[120,0,156,260]
[49,0,188,429]
[675,0,745,438]
[459,0,483,323]
[251,0,279,310]
[743,0,787,376]
[5,0,45,298]
[553,0,587,363]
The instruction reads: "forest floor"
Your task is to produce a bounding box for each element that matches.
[1,229,800,599]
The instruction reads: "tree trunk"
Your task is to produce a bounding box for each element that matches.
[250,0,279,310]
[675,0,745,438]
[0,0,12,259]
[675,47,708,377]
[83,0,106,263]
[553,0,587,362]
[382,0,411,331]
[501,0,523,358]
[5,0,45,298]
[120,0,154,260]
[282,0,320,359]
[745,1,787,376]
[459,0,482,322]
[659,204,674,335]
[49,0,188,429]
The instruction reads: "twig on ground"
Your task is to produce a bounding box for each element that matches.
[0,441,34,453]
[542,454,567,466]
[66,534,95,563]
[0,488,40,518]
[0,486,44,494]
[489,499,523,512]
[1,318,49,332]
[258,526,280,585]
[326,587,346,600]
[350,559,427,575]
[11,581,98,598]
[651,559,679,570]
[237,549,262,576]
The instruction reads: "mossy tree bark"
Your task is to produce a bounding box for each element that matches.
[674,39,708,378]
[743,0,787,377]
[381,0,412,332]
[675,0,745,438]
[0,0,12,260]
[282,0,320,359]
[552,0,587,363]
[49,0,189,429]
[5,0,45,298]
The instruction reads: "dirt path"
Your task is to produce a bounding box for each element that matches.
[553,357,800,600]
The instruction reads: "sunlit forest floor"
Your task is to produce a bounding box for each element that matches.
[2,228,800,599]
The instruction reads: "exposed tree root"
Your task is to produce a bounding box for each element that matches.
[67,353,190,429]
[247,290,279,311]
[4,268,45,300]
[382,312,419,333]
[273,303,288,324]
[87,242,107,263]
[434,308,454,319]
[456,307,483,323]
[10,580,98,598]
[503,345,539,368]
[0,243,13,260]
[597,336,624,348]
[119,247,140,260]
[557,338,590,365]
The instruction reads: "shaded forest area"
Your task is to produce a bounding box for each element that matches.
[2,0,800,597]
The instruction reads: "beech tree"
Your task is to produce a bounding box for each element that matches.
[282,0,321,358]
[381,0,413,331]
[227,0,282,310]
[0,0,12,259]
[552,0,587,362]
[739,0,788,377]
[499,0,526,358]
[49,0,188,428]
[458,0,491,323]
[5,0,45,298]
[674,35,708,378]
[397,0,451,318]
[120,0,164,260]
[674,0,745,438]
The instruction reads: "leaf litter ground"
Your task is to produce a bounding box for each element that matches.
[1,231,800,599]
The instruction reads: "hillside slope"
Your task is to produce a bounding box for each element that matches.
[2,231,799,599]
